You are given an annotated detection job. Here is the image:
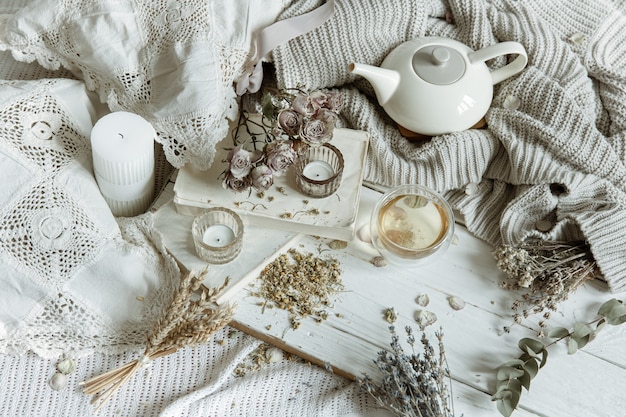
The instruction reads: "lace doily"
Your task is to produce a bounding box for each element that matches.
[0,0,288,170]
[0,78,180,358]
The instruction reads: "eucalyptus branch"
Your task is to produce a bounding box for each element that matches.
[492,298,626,417]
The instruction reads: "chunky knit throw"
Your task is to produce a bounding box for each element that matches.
[271,0,626,292]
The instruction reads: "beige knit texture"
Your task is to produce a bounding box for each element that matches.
[272,0,626,292]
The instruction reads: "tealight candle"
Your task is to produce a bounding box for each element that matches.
[202,224,236,247]
[192,208,244,264]
[90,111,155,217]
[302,160,334,181]
[294,143,344,198]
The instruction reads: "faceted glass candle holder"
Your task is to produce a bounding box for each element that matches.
[370,184,455,266]
[192,207,244,264]
[293,143,344,198]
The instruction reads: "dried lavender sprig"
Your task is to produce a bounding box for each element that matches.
[358,326,455,417]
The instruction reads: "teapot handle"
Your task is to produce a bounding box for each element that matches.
[468,42,528,85]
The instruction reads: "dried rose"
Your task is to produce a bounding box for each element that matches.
[324,89,344,113]
[277,108,301,136]
[227,145,255,179]
[250,164,273,191]
[299,109,337,146]
[309,90,328,109]
[265,139,297,176]
[292,93,317,116]
[222,170,252,192]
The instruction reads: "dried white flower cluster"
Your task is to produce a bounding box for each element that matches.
[254,248,344,329]
[494,239,598,334]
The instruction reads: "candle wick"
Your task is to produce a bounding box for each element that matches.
[118,133,124,140]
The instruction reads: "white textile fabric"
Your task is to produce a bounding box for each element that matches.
[0,326,385,417]
[271,0,626,292]
[0,0,289,170]
[0,77,181,358]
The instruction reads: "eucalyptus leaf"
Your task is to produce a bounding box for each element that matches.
[497,366,525,381]
[499,359,525,369]
[493,373,523,417]
[519,371,532,391]
[598,298,626,325]
[548,327,570,339]
[539,348,548,368]
[518,338,544,354]
[495,394,515,417]
[572,322,592,338]
[522,357,539,379]
[567,337,578,355]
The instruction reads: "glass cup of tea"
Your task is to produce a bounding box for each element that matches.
[370,184,455,266]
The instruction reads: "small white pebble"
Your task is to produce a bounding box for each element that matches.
[448,295,465,310]
[503,95,521,111]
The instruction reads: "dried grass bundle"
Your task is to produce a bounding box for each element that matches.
[80,268,236,412]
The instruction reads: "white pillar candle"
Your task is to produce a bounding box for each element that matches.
[90,111,155,217]
[202,224,235,247]
[302,160,334,181]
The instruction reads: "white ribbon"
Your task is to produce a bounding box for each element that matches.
[236,0,336,95]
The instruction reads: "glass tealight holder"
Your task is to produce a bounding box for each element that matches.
[370,184,455,266]
[293,143,344,198]
[192,207,244,264]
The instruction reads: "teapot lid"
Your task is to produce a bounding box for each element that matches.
[412,45,465,85]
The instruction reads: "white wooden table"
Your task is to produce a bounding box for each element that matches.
[154,181,626,417]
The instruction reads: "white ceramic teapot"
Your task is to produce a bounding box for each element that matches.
[349,37,527,136]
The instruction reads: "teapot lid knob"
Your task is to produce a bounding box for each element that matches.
[431,47,451,65]
[412,45,466,85]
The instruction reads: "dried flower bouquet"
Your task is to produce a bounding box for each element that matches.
[80,268,235,412]
[494,239,598,334]
[222,88,343,193]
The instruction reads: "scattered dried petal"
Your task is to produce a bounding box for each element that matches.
[328,240,348,250]
[414,310,437,329]
[266,347,284,363]
[503,95,521,111]
[568,32,586,45]
[415,294,430,307]
[448,296,465,310]
[371,256,388,267]
[357,225,372,243]
[56,358,76,375]
[384,307,398,323]
[49,372,68,391]
[464,182,478,195]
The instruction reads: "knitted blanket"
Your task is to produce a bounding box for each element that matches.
[271,0,626,292]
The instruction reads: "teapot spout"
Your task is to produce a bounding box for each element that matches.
[349,63,400,106]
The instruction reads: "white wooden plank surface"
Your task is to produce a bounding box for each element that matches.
[153,181,626,417]
[228,186,626,417]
